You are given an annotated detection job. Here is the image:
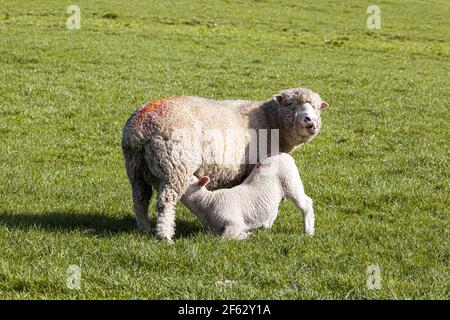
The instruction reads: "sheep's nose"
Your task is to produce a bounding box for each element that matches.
[303,116,312,123]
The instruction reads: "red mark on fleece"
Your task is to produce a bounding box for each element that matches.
[141,96,180,113]
[135,96,182,123]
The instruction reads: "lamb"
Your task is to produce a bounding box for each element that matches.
[181,153,314,239]
[122,87,329,242]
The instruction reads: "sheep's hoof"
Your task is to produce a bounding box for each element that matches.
[155,233,174,244]
[161,238,174,244]
[137,221,152,234]
[137,227,153,234]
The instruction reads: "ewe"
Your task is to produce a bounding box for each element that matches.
[122,87,328,241]
[182,153,314,239]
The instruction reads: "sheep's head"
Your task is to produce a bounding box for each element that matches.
[273,87,329,147]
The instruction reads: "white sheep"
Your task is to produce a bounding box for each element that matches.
[122,88,328,241]
[181,153,314,239]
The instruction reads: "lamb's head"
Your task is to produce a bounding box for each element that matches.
[273,87,329,148]
[183,176,210,200]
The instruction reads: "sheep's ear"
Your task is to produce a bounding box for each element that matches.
[273,94,285,105]
[320,101,329,110]
[198,176,210,187]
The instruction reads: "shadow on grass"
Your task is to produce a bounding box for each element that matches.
[0,211,204,239]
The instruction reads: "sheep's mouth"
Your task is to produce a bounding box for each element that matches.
[305,124,317,134]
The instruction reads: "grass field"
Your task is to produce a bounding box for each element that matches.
[0,0,448,299]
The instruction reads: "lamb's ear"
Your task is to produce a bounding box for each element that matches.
[320,101,330,110]
[198,176,210,187]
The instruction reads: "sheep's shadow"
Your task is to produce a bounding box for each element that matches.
[0,211,204,239]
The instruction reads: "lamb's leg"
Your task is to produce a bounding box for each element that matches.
[300,196,314,235]
[124,149,152,232]
[291,194,314,236]
[285,176,315,235]
[263,211,278,229]
[288,185,314,236]
[155,179,187,242]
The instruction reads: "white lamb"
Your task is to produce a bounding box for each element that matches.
[181,153,314,239]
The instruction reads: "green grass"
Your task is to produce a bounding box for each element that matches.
[0,0,448,299]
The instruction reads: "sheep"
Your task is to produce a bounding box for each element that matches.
[181,153,314,239]
[122,87,329,242]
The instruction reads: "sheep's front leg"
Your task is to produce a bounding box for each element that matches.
[155,180,187,242]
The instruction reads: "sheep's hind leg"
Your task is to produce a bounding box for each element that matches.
[132,179,152,233]
[124,149,152,233]
[155,179,188,242]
